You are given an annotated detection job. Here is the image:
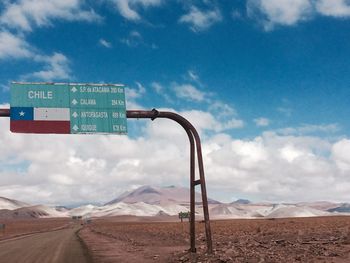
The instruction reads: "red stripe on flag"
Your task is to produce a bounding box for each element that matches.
[10,120,71,134]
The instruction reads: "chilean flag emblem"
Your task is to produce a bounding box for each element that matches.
[10,107,71,134]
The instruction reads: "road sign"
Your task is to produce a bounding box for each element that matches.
[10,82,127,134]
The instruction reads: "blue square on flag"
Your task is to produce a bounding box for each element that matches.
[11,107,34,120]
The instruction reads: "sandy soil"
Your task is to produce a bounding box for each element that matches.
[0,224,91,263]
[1,216,350,262]
[79,219,188,262]
[0,218,70,240]
[177,216,350,262]
[79,216,350,263]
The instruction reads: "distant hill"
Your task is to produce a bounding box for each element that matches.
[1,187,350,220]
[105,185,221,206]
[232,199,251,205]
[0,205,67,219]
[210,203,263,218]
[0,196,29,210]
[296,201,339,211]
[328,203,350,213]
[266,205,329,218]
[0,207,48,219]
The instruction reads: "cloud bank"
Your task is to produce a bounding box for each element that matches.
[0,107,349,205]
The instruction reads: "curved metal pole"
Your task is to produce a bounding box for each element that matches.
[0,108,213,253]
[126,109,197,253]
[127,110,213,253]
[183,120,213,253]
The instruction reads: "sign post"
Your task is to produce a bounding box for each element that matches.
[10,82,127,134]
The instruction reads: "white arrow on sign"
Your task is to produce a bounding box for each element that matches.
[72,125,79,131]
[72,99,78,105]
[72,112,78,118]
[71,87,77,93]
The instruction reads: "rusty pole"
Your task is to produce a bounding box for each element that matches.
[126,109,198,253]
[187,120,213,253]
[151,111,213,254]
[127,110,213,253]
[0,108,213,253]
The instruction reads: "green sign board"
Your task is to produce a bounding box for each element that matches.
[10,82,127,134]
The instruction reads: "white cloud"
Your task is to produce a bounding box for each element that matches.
[0,1,100,81]
[135,81,146,94]
[151,82,172,103]
[150,43,158,49]
[0,31,71,81]
[182,110,243,133]
[24,52,71,81]
[125,82,147,109]
[279,144,306,162]
[223,118,244,129]
[1,84,10,92]
[120,30,156,49]
[204,132,348,202]
[120,30,143,47]
[247,0,313,30]
[276,123,340,135]
[254,117,270,127]
[130,30,142,38]
[173,83,207,102]
[187,70,199,82]
[185,69,204,87]
[209,101,237,118]
[316,0,350,17]
[332,139,350,171]
[151,82,163,94]
[112,0,141,20]
[1,112,350,204]
[0,0,101,32]
[99,38,112,48]
[277,106,292,116]
[232,10,243,20]
[0,116,189,205]
[179,6,222,32]
[247,0,350,30]
[231,139,268,167]
[126,81,146,99]
[110,0,162,21]
[0,31,33,59]
[154,80,243,129]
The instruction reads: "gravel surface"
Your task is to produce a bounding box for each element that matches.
[0,218,70,240]
[0,224,91,263]
[80,216,350,263]
[175,216,350,262]
[79,220,188,262]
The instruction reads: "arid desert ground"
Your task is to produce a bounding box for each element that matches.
[1,216,350,262]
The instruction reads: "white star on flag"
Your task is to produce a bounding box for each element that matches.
[19,111,25,117]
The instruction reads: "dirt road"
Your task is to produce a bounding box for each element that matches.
[0,225,91,263]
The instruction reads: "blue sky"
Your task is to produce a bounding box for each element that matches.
[1,0,350,205]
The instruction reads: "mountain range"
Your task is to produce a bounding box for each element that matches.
[0,185,349,220]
